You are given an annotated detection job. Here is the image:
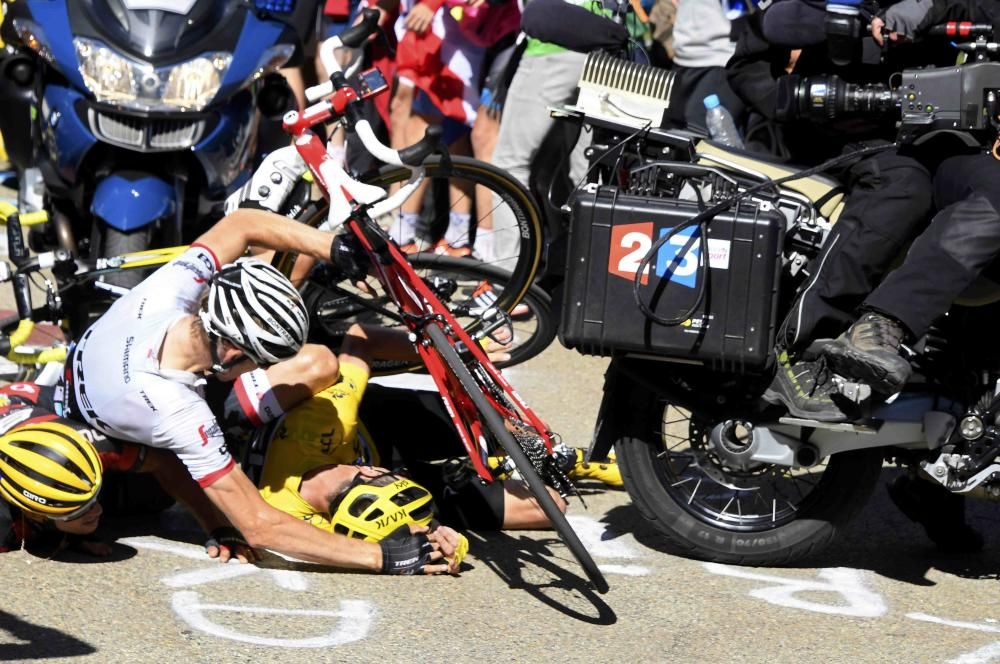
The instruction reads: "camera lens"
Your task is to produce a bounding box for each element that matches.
[776,74,899,122]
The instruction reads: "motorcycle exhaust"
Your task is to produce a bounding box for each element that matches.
[795,443,821,468]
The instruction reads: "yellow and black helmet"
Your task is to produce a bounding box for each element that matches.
[329,472,434,542]
[0,420,103,519]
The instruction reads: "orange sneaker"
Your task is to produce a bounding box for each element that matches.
[433,240,473,257]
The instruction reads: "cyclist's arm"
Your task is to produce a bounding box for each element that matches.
[339,323,419,370]
[194,208,336,268]
[204,465,387,569]
[138,448,232,536]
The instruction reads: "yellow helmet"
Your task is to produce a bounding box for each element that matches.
[329,472,434,542]
[0,420,103,519]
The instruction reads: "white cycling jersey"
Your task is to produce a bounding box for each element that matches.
[66,245,235,487]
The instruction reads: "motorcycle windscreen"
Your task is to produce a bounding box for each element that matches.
[72,0,243,64]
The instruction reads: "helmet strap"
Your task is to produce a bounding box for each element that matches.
[198,310,247,374]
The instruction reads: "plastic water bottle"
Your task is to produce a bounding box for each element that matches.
[703,95,745,149]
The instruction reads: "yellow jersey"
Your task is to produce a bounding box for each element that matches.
[257,362,379,531]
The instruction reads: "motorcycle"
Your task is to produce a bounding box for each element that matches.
[0,0,313,286]
[557,36,1000,564]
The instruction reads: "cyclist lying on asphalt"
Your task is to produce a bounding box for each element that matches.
[56,207,462,575]
[236,322,582,539]
[0,383,247,560]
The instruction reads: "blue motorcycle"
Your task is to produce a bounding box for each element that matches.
[0,0,314,285]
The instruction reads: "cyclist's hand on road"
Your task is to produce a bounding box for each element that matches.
[425,524,467,574]
[404,4,435,33]
[206,527,259,564]
[379,525,452,574]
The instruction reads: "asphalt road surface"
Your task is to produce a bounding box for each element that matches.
[0,342,997,663]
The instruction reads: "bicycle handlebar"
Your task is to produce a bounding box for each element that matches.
[397,126,443,166]
[306,8,382,104]
[338,8,381,48]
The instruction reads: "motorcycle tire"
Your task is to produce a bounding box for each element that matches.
[101,227,153,290]
[613,382,885,565]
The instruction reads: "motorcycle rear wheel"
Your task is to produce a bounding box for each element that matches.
[614,385,884,565]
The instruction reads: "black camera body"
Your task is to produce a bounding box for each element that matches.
[776,62,1000,146]
[894,62,1000,144]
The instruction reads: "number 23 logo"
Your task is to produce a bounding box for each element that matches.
[608,222,700,288]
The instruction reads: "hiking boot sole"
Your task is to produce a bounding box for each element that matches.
[762,386,851,423]
[824,342,910,395]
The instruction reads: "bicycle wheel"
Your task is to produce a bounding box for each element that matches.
[304,254,556,372]
[363,156,544,307]
[424,322,609,594]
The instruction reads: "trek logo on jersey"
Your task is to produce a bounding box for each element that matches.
[608,222,731,288]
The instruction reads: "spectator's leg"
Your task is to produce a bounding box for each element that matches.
[491,50,586,269]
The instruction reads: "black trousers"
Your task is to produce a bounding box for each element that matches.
[359,385,506,531]
[779,148,934,350]
[864,153,1000,338]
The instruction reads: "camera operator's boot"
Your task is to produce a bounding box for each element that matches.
[762,352,854,422]
[887,475,984,553]
[824,312,912,394]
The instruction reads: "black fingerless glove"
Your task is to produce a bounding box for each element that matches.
[329,233,372,282]
[378,526,433,575]
[206,526,250,553]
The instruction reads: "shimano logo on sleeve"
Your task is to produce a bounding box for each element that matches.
[122,336,135,383]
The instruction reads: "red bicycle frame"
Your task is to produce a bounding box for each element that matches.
[284,82,557,484]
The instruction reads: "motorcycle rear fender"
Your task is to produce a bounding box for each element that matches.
[587,361,644,463]
[91,173,176,232]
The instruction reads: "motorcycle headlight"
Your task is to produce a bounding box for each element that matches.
[76,39,136,103]
[73,37,232,111]
[162,54,232,110]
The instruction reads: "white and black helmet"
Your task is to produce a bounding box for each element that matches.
[200,257,309,366]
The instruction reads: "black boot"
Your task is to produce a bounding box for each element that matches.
[762,352,855,422]
[824,312,913,394]
[887,475,984,553]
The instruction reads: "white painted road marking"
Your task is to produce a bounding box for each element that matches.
[120,536,376,647]
[704,564,888,618]
[568,516,652,576]
[909,613,1000,664]
[172,592,375,648]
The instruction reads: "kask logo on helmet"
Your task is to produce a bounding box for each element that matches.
[375,509,411,531]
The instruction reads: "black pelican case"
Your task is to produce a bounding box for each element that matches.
[559,185,785,372]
